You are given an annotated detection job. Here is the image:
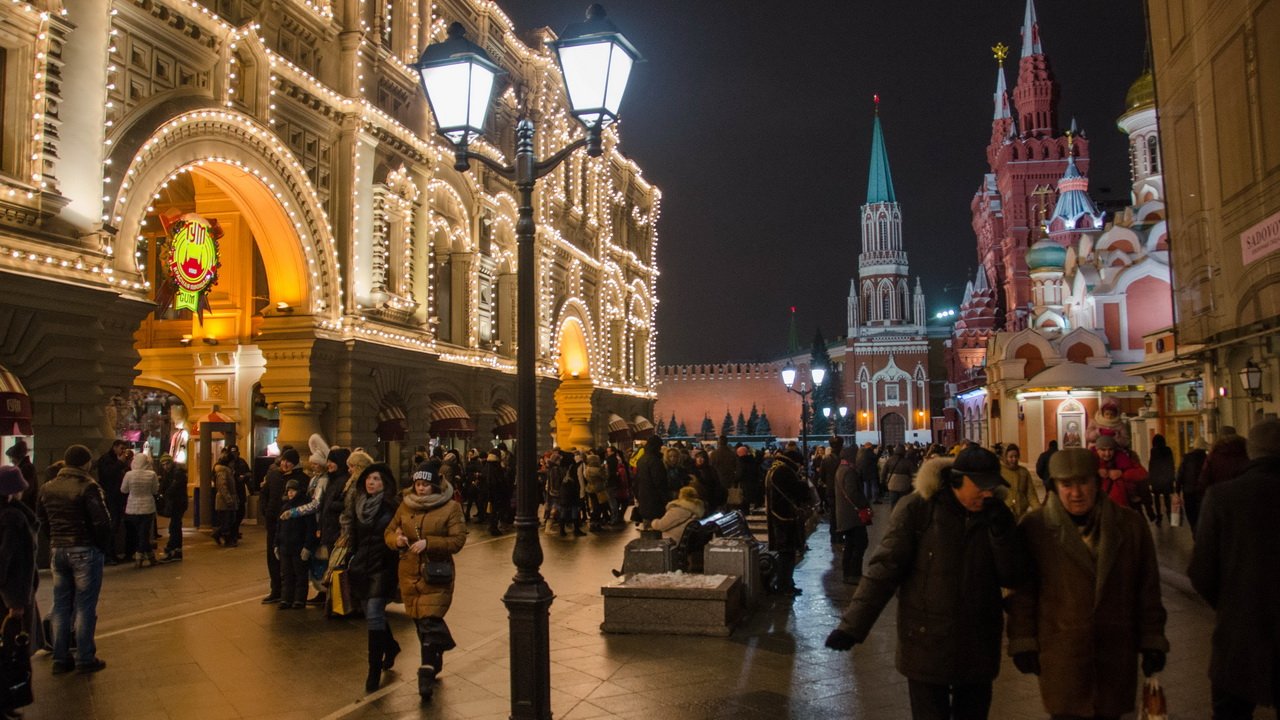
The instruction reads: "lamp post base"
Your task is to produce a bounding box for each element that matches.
[504,517,555,719]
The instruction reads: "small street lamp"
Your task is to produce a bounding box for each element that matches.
[1238,359,1272,402]
[414,7,640,718]
[781,360,825,476]
[1186,384,1200,408]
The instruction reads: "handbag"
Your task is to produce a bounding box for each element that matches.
[1169,492,1184,527]
[726,487,744,507]
[0,616,33,710]
[423,560,453,585]
[321,534,351,586]
[858,506,874,526]
[328,569,356,617]
[1139,676,1168,720]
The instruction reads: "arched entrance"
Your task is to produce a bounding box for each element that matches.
[553,315,595,450]
[881,412,906,447]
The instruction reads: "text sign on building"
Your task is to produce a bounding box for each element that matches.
[156,211,223,323]
[1241,209,1280,266]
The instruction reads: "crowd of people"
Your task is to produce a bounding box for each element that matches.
[0,402,1276,718]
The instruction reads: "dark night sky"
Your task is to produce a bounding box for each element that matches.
[503,0,1148,364]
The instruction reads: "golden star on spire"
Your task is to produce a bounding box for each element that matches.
[993,42,1009,66]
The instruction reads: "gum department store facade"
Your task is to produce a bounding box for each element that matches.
[0,0,660,486]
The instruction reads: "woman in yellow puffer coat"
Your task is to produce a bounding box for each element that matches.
[384,463,467,701]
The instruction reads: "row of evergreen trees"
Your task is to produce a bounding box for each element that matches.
[664,330,856,440]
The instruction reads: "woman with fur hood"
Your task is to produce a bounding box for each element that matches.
[650,485,705,541]
[120,452,159,566]
[825,447,1029,719]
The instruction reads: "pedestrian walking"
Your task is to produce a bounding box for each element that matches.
[1034,440,1058,496]
[1187,419,1280,718]
[385,464,467,702]
[1008,447,1168,720]
[157,455,187,561]
[37,444,111,674]
[634,436,666,527]
[1187,427,1248,532]
[825,446,1028,720]
[0,464,37,717]
[346,463,402,693]
[821,437,843,543]
[764,449,812,597]
[211,449,238,547]
[1177,437,1208,531]
[95,441,128,563]
[119,452,159,567]
[999,444,1040,520]
[1146,434,1175,526]
[881,445,915,508]
[832,446,870,585]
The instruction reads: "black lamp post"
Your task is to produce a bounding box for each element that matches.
[781,360,826,477]
[414,7,640,719]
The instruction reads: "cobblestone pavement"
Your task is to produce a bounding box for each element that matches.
[18,510,1274,720]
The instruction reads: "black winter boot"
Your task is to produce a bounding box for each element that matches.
[365,630,383,693]
[417,665,436,701]
[381,627,400,670]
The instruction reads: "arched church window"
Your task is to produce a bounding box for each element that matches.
[882,290,892,321]
[1146,135,1159,174]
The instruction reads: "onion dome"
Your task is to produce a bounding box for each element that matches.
[1125,70,1155,111]
[1026,236,1066,271]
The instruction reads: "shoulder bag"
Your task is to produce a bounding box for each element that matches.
[0,616,33,710]
[417,513,454,585]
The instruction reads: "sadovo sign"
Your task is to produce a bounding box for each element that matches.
[1241,209,1280,266]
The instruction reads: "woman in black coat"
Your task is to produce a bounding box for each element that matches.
[0,465,37,717]
[1147,434,1176,526]
[347,463,402,693]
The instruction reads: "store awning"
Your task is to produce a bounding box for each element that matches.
[1019,362,1146,393]
[630,415,654,439]
[429,399,475,437]
[0,365,32,436]
[376,404,407,442]
[492,401,517,440]
[607,413,633,442]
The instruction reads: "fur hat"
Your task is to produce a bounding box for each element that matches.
[280,448,301,465]
[357,462,396,492]
[347,448,374,474]
[950,446,1006,490]
[285,478,302,492]
[64,444,93,468]
[0,465,28,496]
[486,452,500,462]
[308,433,330,467]
[678,485,700,502]
[327,447,352,469]
[1247,419,1280,460]
[5,438,28,459]
[1094,435,1118,450]
[1048,448,1098,480]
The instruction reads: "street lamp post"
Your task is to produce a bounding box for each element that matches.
[414,8,640,718]
[822,405,849,442]
[781,360,825,477]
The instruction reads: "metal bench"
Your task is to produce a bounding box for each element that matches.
[675,510,777,581]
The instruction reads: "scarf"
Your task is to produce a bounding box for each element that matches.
[401,479,454,512]
[357,491,384,524]
[1067,502,1103,560]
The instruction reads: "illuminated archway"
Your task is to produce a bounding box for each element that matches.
[554,315,595,450]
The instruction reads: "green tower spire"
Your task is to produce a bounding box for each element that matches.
[867,96,897,204]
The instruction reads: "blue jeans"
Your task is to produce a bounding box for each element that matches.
[50,546,104,666]
[364,597,388,631]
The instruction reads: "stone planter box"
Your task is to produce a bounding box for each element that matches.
[600,573,742,637]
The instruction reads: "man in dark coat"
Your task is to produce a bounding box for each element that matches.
[633,435,667,526]
[1008,448,1168,720]
[1188,419,1280,718]
[765,449,812,596]
[1177,437,1209,530]
[855,442,880,504]
[1034,440,1058,496]
[260,447,304,603]
[709,435,738,501]
[1187,427,1249,532]
[825,446,1028,720]
[95,440,129,562]
[820,437,843,543]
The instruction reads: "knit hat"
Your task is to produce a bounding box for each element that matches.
[347,448,375,474]
[327,447,352,469]
[285,478,302,492]
[411,463,435,486]
[0,466,27,496]
[280,448,301,465]
[1247,419,1280,460]
[1094,435,1118,450]
[1048,448,1098,480]
[65,444,93,468]
[950,446,1007,490]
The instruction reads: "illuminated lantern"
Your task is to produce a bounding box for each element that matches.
[157,211,222,321]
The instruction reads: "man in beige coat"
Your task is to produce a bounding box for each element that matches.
[1007,448,1168,720]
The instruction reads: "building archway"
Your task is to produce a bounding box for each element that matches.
[554,316,594,450]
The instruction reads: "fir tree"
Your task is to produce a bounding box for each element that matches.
[825,366,847,436]
[721,410,734,437]
[669,412,678,433]
[810,329,835,436]
[701,414,715,439]
[747,404,760,434]
[736,410,747,434]
[677,421,688,437]
[755,412,772,436]
[656,417,668,436]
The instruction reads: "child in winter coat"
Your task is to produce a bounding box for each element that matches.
[276,479,319,608]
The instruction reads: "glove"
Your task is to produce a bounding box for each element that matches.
[300,548,312,561]
[273,547,280,560]
[824,629,857,651]
[983,499,1015,536]
[1012,651,1040,675]
[1141,649,1166,677]
[279,510,292,521]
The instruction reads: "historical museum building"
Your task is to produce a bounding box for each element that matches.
[1144,0,1280,438]
[0,0,660,489]
[944,0,1174,461]
[657,108,934,447]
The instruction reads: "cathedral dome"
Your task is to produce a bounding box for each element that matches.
[1125,70,1155,111]
[1027,238,1067,271]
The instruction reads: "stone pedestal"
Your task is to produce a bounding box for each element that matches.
[703,538,762,608]
[620,532,675,575]
[600,573,742,637]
